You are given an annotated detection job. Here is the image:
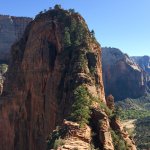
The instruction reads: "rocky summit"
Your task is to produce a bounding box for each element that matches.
[0,15,32,63]
[102,47,149,101]
[0,7,136,150]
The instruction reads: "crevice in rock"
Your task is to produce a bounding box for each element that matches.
[89,118,103,150]
[25,90,32,122]
[47,42,57,71]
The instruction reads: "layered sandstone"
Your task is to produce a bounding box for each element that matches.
[0,15,32,63]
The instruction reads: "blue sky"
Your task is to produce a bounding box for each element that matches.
[0,0,150,56]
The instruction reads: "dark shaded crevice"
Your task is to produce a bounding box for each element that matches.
[48,42,57,71]
[86,52,97,68]
[89,118,103,150]
[57,46,74,104]
[25,90,32,122]
[43,95,46,112]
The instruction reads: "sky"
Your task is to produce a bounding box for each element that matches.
[0,0,150,56]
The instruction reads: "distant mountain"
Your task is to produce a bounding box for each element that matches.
[0,15,32,63]
[132,56,150,75]
[102,47,150,101]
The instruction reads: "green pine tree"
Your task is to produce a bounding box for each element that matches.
[64,27,71,47]
[70,86,91,127]
[70,18,77,32]
[74,23,86,46]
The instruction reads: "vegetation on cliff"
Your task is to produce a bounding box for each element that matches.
[0,4,137,150]
[70,85,92,127]
[117,96,150,150]
[134,117,150,150]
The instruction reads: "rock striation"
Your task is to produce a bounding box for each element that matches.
[0,15,32,63]
[102,47,149,101]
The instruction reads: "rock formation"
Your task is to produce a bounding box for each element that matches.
[132,56,150,92]
[0,15,32,63]
[47,120,92,149]
[132,56,150,75]
[0,8,136,150]
[0,64,8,95]
[102,47,149,101]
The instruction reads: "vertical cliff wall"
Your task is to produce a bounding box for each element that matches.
[102,47,149,101]
[132,56,150,75]
[0,15,32,63]
[0,8,105,150]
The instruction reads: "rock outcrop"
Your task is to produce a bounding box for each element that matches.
[47,120,92,150]
[0,64,8,95]
[0,8,136,150]
[0,15,32,63]
[0,8,105,150]
[102,47,149,101]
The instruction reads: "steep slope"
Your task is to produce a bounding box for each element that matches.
[0,8,136,150]
[0,8,105,150]
[102,47,149,101]
[134,117,150,149]
[0,15,32,63]
[132,56,150,75]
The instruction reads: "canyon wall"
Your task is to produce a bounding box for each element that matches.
[102,47,149,101]
[0,15,32,63]
[132,56,150,75]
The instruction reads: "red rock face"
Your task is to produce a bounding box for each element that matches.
[0,9,105,150]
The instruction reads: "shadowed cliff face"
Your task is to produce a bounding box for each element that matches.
[0,9,105,150]
[0,15,32,63]
[102,47,149,101]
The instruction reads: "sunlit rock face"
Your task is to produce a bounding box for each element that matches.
[102,47,149,101]
[0,15,32,63]
[132,56,150,75]
[0,8,105,150]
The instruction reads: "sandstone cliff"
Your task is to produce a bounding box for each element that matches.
[132,56,150,75]
[0,8,136,150]
[102,47,149,101]
[132,56,150,90]
[0,8,105,150]
[0,15,32,63]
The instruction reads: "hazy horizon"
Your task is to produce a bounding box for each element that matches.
[0,0,150,56]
